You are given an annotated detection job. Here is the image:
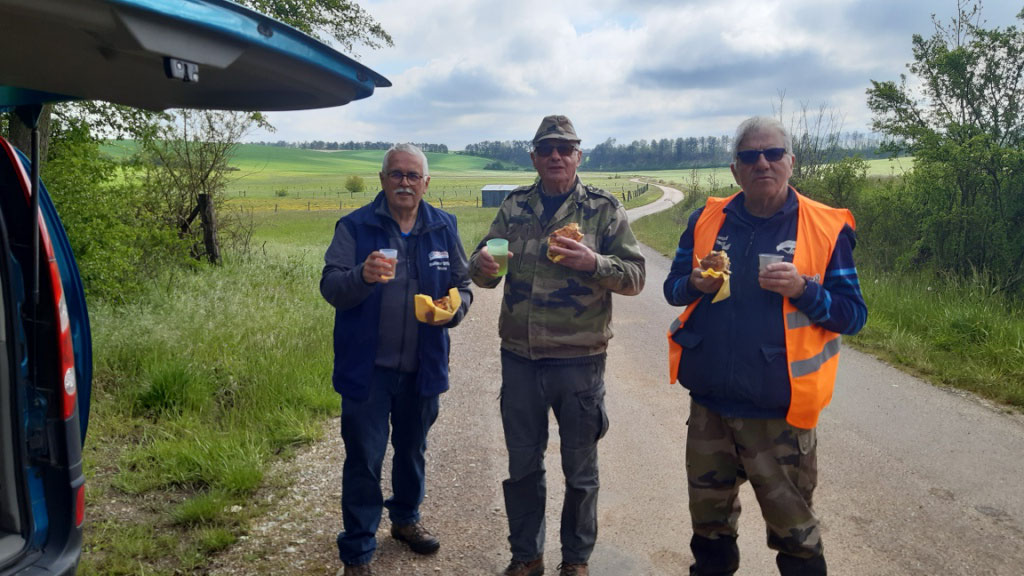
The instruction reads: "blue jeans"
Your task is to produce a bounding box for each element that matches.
[336,368,440,566]
[500,351,609,564]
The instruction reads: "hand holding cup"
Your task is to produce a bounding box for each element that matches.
[363,248,397,284]
[486,238,509,277]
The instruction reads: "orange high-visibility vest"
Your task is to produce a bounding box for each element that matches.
[666,190,855,429]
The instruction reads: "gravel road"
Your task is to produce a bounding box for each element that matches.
[207,184,1024,575]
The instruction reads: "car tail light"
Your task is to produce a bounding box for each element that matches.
[39,216,76,421]
[74,484,85,527]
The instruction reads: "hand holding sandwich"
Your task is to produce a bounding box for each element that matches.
[689,250,729,295]
[548,222,597,273]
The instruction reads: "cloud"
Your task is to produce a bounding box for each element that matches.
[253,0,1023,149]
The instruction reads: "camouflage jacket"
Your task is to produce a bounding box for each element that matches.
[470,178,646,359]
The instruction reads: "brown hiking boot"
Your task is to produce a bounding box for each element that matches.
[390,521,441,555]
[558,562,589,576]
[339,563,372,576]
[502,555,544,576]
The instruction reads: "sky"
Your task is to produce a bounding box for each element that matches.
[249,0,1024,150]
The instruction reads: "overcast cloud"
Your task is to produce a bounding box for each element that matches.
[250,0,1023,150]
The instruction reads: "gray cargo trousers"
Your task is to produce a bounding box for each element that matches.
[499,350,610,565]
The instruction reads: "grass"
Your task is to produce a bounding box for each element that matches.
[80,251,337,575]
[853,269,1024,407]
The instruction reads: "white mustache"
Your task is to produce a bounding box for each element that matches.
[395,187,415,195]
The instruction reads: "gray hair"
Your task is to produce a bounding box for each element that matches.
[732,116,793,158]
[381,143,429,177]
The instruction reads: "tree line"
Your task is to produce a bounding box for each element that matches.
[458,132,890,171]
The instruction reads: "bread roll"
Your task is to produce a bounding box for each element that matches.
[547,222,583,263]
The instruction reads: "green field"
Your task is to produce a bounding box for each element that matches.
[213,145,658,211]
[103,142,908,212]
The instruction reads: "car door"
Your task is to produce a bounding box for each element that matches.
[0,1,389,573]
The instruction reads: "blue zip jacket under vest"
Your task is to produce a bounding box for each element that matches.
[663,189,866,419]
[332,193,460,400]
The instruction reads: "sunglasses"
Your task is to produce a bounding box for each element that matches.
[386,170,424,183]
[534,143,578,157]
[736,147,788,165]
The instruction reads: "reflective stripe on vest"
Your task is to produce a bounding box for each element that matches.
[666,190,854,429]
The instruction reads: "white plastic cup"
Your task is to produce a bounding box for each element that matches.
[379,248,398,280]
[759,253,784,272]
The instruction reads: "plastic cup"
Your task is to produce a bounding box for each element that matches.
[759,253,784,272]
[379,248,397,280]
[486,238,509,276]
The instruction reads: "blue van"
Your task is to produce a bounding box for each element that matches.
[0,1,389,573]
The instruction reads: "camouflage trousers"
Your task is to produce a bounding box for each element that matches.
[686,399,823,561]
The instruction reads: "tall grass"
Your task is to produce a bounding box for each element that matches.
[854,268,1024,407]
[81,253,337,574]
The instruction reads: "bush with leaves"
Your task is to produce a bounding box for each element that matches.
[344,174,365,194]
[43,118,187,302]
[866,1,1024,293]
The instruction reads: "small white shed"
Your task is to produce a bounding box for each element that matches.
[481,185,518,207]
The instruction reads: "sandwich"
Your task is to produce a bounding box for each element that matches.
[547,222,584,263]
[699,250,730,274]
[433,295,453,312]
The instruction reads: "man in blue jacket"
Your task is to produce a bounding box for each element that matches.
[320,143,472,576]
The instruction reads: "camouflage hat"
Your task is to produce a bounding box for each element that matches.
[532,115,580,144]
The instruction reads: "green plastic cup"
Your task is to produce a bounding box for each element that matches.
[487,238,509,276]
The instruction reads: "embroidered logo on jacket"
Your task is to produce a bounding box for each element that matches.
[776,240,797,255]
[715,235,731,251]
[428,250,450,271]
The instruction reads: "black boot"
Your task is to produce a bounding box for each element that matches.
[689,534,739,576]
[776,552,827,576]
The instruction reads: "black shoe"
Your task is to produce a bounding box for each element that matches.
[503,555,544,576]
[339,563,373,576]
[390,521,441,555]
[558,562,589,576]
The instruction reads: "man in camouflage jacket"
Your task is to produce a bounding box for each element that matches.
[470,115,645,576]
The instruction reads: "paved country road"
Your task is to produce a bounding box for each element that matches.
[209,183,1024,575]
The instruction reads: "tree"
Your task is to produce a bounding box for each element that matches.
[140,110,265,264]
[801,155,868,209]
[866,1,1024,289]
[42,116,185,301]
[2,0,392,291]
[345,174,366,194]
[240,0,392,54]
[773,91,845,184]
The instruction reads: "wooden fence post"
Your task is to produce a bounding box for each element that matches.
[197,193,220,265]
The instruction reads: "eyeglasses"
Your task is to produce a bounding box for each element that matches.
[534,143,578,157]
[736,147,788,165]
[386,170,423,184]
